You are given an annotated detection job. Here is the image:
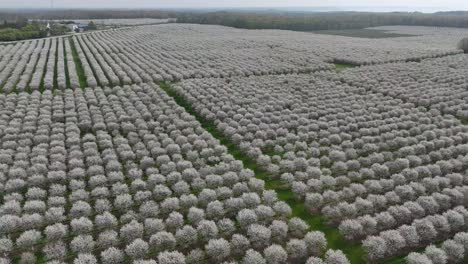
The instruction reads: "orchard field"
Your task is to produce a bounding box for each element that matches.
[0,23,467,264]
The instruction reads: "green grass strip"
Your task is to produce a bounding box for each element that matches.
[69,37,88,89]
[75,36,101,87]
[39,40,52,93]
[159,81,366,263]
[63,38,71,89]
[334,63,356,70]
[312,29,416,39]
[53,39,59,91]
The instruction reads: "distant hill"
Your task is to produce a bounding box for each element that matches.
[434,11,468,16]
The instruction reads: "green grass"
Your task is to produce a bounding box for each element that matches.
[159,81,366,263]
[75,36,101,87]
[53,38,59,91]
[335,63,356,70]
[38,39,52,93]
[68,37,88,89]
[63,38,71,89]
[262,146,284,158]
[312,29,417,39]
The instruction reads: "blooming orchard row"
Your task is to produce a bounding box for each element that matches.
[73,34,151,87]
[407,231,468,264]
[29,39,51,91]
[73,24,332,83]
[56,37,67,90]
[0,40,38,93]
[0,37,79,93]
[1,23,467,263]
[328,54,468,119]
[0,24,465,94]
[70,24,465,85]
[43,37,57,90]
[0,84,347,263]
[69,18,172,27]
[363,206,468,262]
[174,73,468,262]
[327,26,468,65]
[11,39,45,93]
[65,40,80,88]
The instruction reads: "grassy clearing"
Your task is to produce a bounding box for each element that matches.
[53,39,59,91]
[38,39,52,93]
[312,29,417,39]
[63,38,71,89]
[334,63,356,70]
[159,81,366,263]
[69,37,88,88]
[75,36,101,87]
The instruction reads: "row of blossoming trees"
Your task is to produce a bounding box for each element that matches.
[0,84,353,263]
[71,24,466,83]
[0,24,466,94]
[0,37,81,94]
[323,54,468,120]
[174,71,468,263]
[53,24,468,89]
[1,23,468,264]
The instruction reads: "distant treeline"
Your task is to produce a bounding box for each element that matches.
[0,12,28,28]
[4,9,468,31]
[4,9,177,20]
[0,12,70,41]
[176,11,468,31]
[0,13,40,41]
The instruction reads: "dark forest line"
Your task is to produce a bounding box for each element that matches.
[176,11,468,31]
[3,9,468,31]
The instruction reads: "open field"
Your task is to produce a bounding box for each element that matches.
[0,23,467,264]
[311,29,417,39]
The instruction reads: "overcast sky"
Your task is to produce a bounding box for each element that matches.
[1,0,467,11]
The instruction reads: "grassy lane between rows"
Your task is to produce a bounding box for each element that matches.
[74,36,101,87]
[159,81,366,264]
[63,38,71,89]
[312,29,417,39]
[68,37,88,89]
[334,63,356,70]
[38,39,51,93]
[53,38,59,91]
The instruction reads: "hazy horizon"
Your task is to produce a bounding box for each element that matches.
[1,0,468,13]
